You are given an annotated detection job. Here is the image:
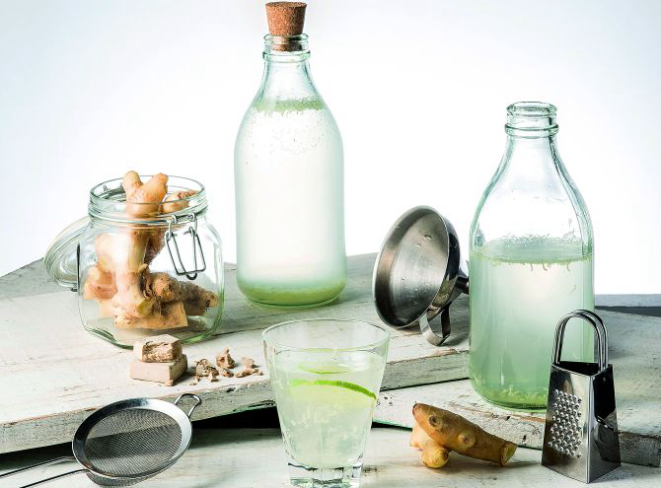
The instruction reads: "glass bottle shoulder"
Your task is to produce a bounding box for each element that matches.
[235,86,343,167]
[470,140,593,258]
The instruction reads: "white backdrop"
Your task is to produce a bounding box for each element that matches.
[1,0,659,293]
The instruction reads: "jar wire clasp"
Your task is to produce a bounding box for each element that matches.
[165,213,207,281]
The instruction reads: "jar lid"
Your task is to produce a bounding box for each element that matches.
[44,216,89,289]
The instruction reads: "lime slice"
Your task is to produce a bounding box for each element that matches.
[290,378,377,401]
[297,363,353,375]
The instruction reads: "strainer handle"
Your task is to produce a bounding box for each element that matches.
[175,393,202,418]
[18,468,87,488]
[0,456,74,479]
[552,309,608,372]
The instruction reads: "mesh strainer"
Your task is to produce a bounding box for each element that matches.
[0,394,201,488]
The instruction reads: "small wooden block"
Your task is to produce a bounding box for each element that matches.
[130,354,188,386]
[133,334,182,362]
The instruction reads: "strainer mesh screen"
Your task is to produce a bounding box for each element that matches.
[83,409,182,477]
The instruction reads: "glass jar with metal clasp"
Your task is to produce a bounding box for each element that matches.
[46,175,224,348]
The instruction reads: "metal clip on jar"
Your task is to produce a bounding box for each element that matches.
[45,175,224,348]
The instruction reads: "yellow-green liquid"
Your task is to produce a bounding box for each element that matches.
[469,239,594,411]
[270,350,384,468]
[239,278,346,308]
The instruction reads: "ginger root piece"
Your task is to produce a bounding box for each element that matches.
[183,298,211,316]
[83,265,117,300]
[216,347,235,369]
[411,422,449,468]
[240,357,256,369]
[219,367,233,378]
[410,422,432,450]
[195,359,219,380]
[144,231,166,265]
[145,190,198,263]
[413,403,517,467]
[94,232,155,320]
[123,171,169,216]
[108,173,169,320]
[422,442,450,469]
[236,367,262,378]
[98,297,121,318]
[144,272,218,315]
[161,190,197,214]
[116,301,187,330]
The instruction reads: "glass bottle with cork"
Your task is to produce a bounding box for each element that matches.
[234,2,347,308]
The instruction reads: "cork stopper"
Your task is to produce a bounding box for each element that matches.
[266,2,307,37]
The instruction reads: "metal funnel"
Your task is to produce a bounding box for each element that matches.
[373,206,468,346]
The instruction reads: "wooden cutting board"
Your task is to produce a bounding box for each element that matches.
[0,254,469,454]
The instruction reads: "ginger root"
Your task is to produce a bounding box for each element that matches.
[410,423,432,449]
[412,403,517,468]
[240,357,256,369]
[195,359,219,382]
[422,442,450,468]
[115,301,188,330]
[92,172,169,320]
[215,347,235,369]
[83,265,117,300]
[236,367,263,378]
[83,172,217,330]
[410,422,450,468]
[161,190,197,214]
[144,272,218,316]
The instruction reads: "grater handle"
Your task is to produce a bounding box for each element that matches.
[552,309,608,371]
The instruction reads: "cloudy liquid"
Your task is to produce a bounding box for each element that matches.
[469,239,594,410]
[270,350,384,468]
[234,98,346,307]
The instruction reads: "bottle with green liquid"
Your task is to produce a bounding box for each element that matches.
[469,102,595,411]
[234,2,346,308]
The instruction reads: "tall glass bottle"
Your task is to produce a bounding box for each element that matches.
[469,102,594,411]
[234,3,346,308]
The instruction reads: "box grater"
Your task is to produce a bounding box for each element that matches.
[542,309,621,483]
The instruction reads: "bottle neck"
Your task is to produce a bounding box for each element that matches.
[501,135,562,183]
[499,102,564,181]
[257,34,318,103]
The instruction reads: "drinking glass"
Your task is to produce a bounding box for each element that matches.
[263,319,390,487]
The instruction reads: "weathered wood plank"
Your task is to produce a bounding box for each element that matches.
[2,255,659,467]
[0,427,658,487]
[596,294,661,309]
[373,310,661,467]
[0,255,470,454]
[0,259,62,299]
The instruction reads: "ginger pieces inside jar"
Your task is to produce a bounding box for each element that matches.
[83,171,218,330]
[410,403,517,469]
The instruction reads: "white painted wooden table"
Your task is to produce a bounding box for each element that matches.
[1,254,660,477]
[1,428,659,488]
